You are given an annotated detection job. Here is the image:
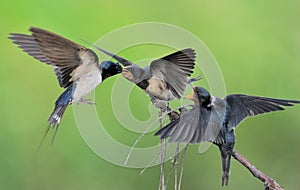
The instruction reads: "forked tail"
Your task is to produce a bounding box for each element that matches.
[38,104,68,150]
[48,104,68,127]
[221,153,231,186]
[38,85,74,149]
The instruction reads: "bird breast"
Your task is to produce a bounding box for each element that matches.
[72,67,102,103]
[146,77,175,101]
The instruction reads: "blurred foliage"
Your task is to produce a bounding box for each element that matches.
[1,0,300,190]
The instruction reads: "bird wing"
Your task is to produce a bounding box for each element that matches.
[86,43,133,67]
[155,97,227,144]
[196,97,226,144]
[9,27,98,88]
[224,94,300,130]
[155,107,200,143]
[150,48,196,99]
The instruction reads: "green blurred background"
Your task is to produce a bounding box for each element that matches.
[1,0,300,189]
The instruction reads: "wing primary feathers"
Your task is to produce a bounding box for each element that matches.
[150,48,196,99]
[9,27,97,88]
[225,94,300,129]
[155,119,180,138]
[81,40,133,67]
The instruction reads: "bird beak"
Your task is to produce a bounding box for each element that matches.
[185,91,195,100]
[122,66,129,73]
[121,66,135,82]
[117,64,122,73]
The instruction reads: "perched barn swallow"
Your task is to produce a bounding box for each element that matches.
[89,45,197,101]
[155,86,300,186]
[9,27,122,144]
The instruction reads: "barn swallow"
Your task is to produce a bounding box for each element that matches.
[9,27,122,144]
[155,86,300,186]
[89,45,197,101]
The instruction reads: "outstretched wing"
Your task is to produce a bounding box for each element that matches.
[224,94,300,130]
[155,97,227,144]
[86,43,133,67]
[150,48,196,99]
[9,27,98,88]
[155,107,200,143]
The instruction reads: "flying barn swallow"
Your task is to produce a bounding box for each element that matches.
[89,45,197,102]
[155,86,300,186]
[9,27,122,144]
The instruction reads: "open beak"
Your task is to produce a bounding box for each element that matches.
[121,66,135,81]
[185,91,195,100]
[122,66,129,73]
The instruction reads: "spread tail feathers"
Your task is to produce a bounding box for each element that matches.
[38,104,68,150]
[48,104,68,127]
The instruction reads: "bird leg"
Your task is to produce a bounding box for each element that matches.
[78,98,96,105]
[150,96,169,112]
[168,110,180,121]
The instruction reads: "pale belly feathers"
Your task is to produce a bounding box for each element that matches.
[72,68,102,103]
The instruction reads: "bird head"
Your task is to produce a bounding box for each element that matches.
[122,64,145,83]
[99,61,122,81]
[186,86,211,106]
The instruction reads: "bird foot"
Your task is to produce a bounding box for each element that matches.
[150,97,168,112]
[78,98,96,105]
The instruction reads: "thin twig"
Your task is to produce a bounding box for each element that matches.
[165,159,175,190]
[163,139,167,188]
[164,144,180,190]
[159,110,165,190]
[124,119,159,165]
[124,105,191,165]
[174,144,179,190]
[178,145,188,190]
[140,152,160,175]
[232,150,284,190]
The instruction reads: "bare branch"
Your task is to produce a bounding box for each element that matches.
[232,150,284,190]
